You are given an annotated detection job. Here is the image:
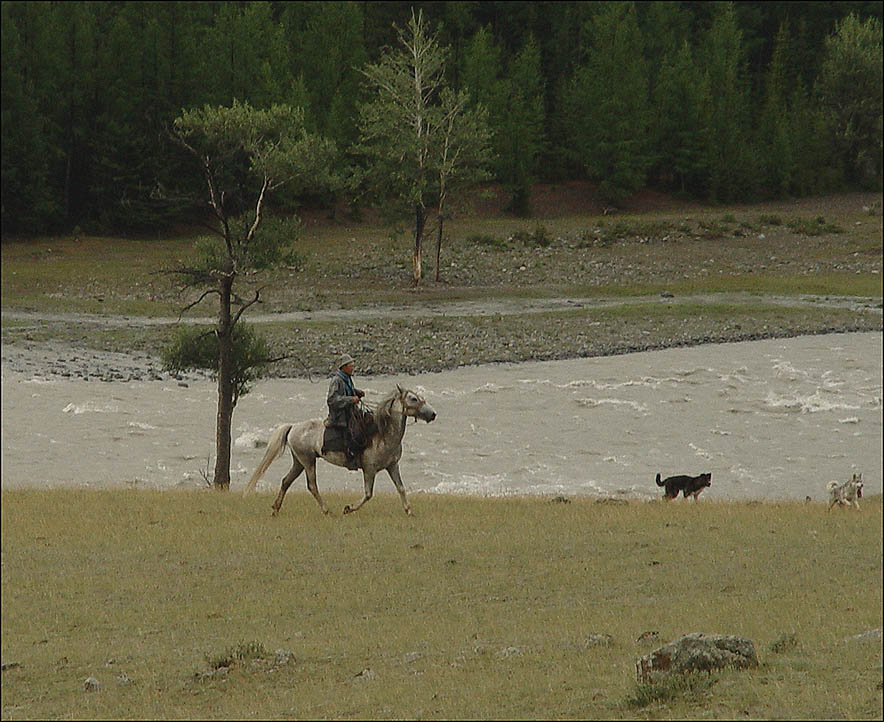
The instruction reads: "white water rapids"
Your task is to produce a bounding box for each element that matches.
[2,332,880,502]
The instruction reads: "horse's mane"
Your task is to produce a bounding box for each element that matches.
[372,389,402,437]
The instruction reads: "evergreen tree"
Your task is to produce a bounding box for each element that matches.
[496,34,546,214]
[280,2,368,148]
[543,3,598,179]
[701,2,755,202]
[816,13,883,188]
[565,1,650,202]
[651,40,711,195]
[1,3,58,232]
[195,2,294,108]
[639,1,692,97]
[757,22,795,198]
[787,78,831,195]
[461,25,504,112]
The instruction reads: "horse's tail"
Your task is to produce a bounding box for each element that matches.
[655,473,664,487]
[242,424,292,497]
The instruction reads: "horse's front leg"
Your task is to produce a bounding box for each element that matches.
[386,461,413,516]
[343,469,377,515]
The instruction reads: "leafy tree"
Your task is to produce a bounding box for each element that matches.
[564,1,650,203]
[171,101,337,489]
[816,13,883,188]
[356,9,491,286]
[163,323,275,408]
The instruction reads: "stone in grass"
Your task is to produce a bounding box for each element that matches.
[844,628,882,644]
[578,634,614,649]
[635,633,758,683]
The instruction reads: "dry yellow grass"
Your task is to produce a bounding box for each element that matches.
[2,489,881,719]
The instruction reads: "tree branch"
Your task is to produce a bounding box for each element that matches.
[176,288,220,321]
[245,176,270,246]
[231,289,260,328]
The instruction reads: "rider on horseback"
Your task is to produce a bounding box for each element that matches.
[325,353,369,469]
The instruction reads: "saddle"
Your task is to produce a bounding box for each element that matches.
[321,408,378,469]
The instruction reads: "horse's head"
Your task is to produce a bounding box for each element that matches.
[396,385,436,422]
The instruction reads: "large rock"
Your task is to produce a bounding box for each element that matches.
[635,633,758,683]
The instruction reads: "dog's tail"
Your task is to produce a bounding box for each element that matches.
[242,424,292,497]
[655,473,664,487]
[826,480,838,493]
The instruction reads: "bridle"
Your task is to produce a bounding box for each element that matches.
[399,389,428,420]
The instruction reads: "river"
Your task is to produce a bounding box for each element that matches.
[2,332,880,503]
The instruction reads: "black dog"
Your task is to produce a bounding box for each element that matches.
[655,472,711,500]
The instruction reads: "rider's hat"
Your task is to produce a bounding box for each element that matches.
[335,353,355,369]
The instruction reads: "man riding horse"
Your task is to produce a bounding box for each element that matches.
[325,353,373,469]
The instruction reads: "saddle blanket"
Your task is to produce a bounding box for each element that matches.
[321,425,347,454]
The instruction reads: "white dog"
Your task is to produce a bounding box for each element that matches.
[826,473,863,511]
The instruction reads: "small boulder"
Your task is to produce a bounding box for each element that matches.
[635,633,758,683]
[844,628,882,644]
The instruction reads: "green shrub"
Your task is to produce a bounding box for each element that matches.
[207,641,269,670]
[697,218,730,238]
[786,216,844,236]
[467,233,507,248]
[529,224,552,247]
[625,671,716,709]
[769,632,799,654]
[758,214,783,225]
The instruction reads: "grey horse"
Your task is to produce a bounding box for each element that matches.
[242,386,436,516]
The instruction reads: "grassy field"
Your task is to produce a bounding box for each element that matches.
[2,190,882,719]
[2,489,882,720]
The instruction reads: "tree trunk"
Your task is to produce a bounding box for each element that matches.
[412,204,426,286]
[213,273,235,490]
[434,214,444,283]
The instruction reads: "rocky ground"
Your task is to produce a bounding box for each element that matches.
[2,188,881,381]
[2,293,880,381]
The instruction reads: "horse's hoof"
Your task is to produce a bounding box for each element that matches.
[270,509,279,517]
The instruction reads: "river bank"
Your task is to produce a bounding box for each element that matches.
[2,293,881,381]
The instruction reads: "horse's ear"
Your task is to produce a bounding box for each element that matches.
[397,384,404,394]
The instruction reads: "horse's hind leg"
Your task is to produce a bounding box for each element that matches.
[386,462,413,516]
[304,460,329,515]
[271,459,304,517]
